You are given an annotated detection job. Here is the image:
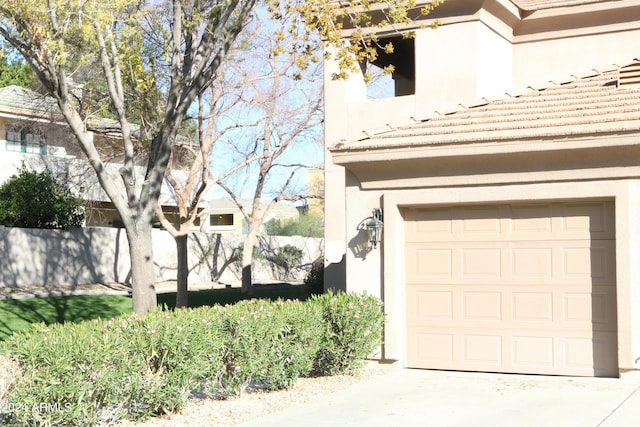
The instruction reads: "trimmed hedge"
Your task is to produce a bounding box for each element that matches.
[1,309,226,426]
[217,299,324,394]
[311,290,385,375]
[0,292,383,427]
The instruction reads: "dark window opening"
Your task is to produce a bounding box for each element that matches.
[363,35,415,99]
[210,214,234,226]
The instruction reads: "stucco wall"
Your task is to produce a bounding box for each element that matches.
[512,28,640,91]
[0,227,323,289]
[343,171,383,298]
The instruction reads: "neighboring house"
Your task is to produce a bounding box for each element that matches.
[0,85,75,181]
[292,166,324,218]
[0,85,303,236]
[324,0,640,378]
[205,197,300,234]
[0,85,208,230]
[306,166,324,218]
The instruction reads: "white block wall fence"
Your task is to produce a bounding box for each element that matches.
[0,226,323,289]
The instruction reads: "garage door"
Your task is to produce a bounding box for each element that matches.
[405,201,618,377]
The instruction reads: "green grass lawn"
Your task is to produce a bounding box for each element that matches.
[0,294,133,342]
[157,283,309,309]
[0,284,309,341]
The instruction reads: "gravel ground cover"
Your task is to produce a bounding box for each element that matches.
[114,366,385,427]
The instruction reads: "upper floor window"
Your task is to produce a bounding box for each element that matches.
[5,125,47,155]
[365,35,415,99]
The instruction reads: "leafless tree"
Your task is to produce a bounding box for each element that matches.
[213,16,324,294]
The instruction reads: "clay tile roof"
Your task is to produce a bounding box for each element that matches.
[331,61,640,153]
[510,0,613,11]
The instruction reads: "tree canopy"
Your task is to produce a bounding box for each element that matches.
[0,0,260,312]
[0,0,441,311]
[268,0,443,81]
[0,166,85,229]
[0,50,35,87]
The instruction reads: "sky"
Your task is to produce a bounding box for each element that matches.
[199,11,325,204]
[0,4,326,208]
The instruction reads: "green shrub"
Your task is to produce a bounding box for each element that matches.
[265,212,324,237]
[2,320,125,426]
[262,299,323,389]
[218,298,323,395]
[0,292,383,426]
[304,260,325,297]
[311,290,385,376]
[114,308,225,415]
[1,308,225,426]
[0,164,85,229]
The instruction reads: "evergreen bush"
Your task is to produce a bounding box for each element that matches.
[0,165,84,229]
[0,293,384,426]
[218,299,323,395]
[311,290,385,375]
[264,212,324,237]
[304,260,325,297]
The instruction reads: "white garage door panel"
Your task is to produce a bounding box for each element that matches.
[408,327,618,376]
[405,201,618,377]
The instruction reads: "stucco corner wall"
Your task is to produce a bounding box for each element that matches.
[342,173,384,299]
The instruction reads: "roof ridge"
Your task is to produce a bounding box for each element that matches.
[405,98,640,129]
[0,84,57,113]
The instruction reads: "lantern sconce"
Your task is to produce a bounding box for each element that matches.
[365,208,384,249]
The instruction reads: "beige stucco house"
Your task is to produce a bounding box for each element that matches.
[324,0,640,378]
[204,197,300,234]
[305,166,325,218]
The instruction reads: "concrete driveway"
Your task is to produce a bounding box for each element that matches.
[237,369,640,427]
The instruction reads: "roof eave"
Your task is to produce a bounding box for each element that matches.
[334,132,640,191]
[330,131,640,165]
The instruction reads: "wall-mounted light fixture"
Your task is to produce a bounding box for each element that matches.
[365,208,384,249]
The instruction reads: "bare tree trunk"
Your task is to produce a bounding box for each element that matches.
[241,228,258,295]
[211,234,222,281]
[175,233,189,308]
[126,222,158,313]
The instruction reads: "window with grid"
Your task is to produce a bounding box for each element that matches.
[5,125,47,155]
